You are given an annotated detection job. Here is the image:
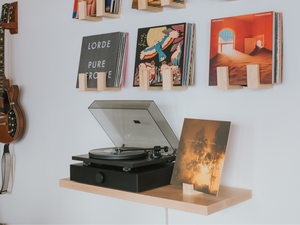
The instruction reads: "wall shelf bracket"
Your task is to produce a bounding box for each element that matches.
[78,72,122,92]
[217,66,243,90]
[182,183,203,195]
[77,0,121,21]
[139,69,188,91]
[217,65,274,90]
[247,64,273,89]
[137,0,186,11]
[138,0,163,12]
[161,0,186,9]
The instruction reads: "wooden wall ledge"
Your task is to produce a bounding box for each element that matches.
[59,178,251,215]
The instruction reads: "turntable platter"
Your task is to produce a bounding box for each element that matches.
[89,147,148,160]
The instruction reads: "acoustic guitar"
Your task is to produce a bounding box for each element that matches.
[0,3,23,144]
[0,2,23,194]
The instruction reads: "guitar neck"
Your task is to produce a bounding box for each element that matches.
[0,3,10,99]
[0,3,7,99]
[0,27,4,98]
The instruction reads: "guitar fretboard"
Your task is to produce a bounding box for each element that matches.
[0,28,4,98]
[0,3,10,98]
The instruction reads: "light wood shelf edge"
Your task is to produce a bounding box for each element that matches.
[137,0,186,11]
[161,0,186,8]
[59,178,252,215]
[138,0,163,12]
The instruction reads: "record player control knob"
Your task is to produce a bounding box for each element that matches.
[95,172,104,184]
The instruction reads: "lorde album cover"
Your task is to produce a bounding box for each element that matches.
[133,23,187,87]
[171,118,231,196]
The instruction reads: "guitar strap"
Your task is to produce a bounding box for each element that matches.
[0,143,10,194]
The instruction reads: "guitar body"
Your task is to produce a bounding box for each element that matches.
[0,81,24,144]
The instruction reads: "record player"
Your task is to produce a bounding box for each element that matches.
[70,100,179,192]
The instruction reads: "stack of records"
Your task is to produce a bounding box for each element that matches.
[133,22,195,87]
[209,11,283,86]
[76,32,128,88]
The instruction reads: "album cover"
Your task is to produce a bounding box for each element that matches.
[133,23,187,87]
[209,11,275,86]
[171,118,231,196]
[105,0,112,12]
[76,32,125,88]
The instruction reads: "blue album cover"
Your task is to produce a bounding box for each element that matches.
[105,0,112,12]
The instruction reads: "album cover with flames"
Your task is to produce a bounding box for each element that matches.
[171,118,231,196]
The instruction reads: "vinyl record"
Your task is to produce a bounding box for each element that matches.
[89,147,148,160]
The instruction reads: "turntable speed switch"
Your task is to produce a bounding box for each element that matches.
[95,172,104,183]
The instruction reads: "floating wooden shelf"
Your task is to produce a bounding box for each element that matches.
[59,178,252,215]
[78,72,122,92]
[77,0,121,21]
[161,0,186,8]
[217,65,273,90]
[138,0,163,12]
[139,69,188,91]
[137,0,186,12]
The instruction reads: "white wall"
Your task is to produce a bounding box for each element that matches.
[0,0,299,224]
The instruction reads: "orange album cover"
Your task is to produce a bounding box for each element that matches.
[171,119,231,196]
[209,11,274,86]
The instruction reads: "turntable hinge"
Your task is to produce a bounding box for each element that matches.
[83,162,91,167]
[123,167,131,172]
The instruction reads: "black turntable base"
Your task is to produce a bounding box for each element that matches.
[70,100,180,192]
[70,162,174,192]
[71,147,176,192]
